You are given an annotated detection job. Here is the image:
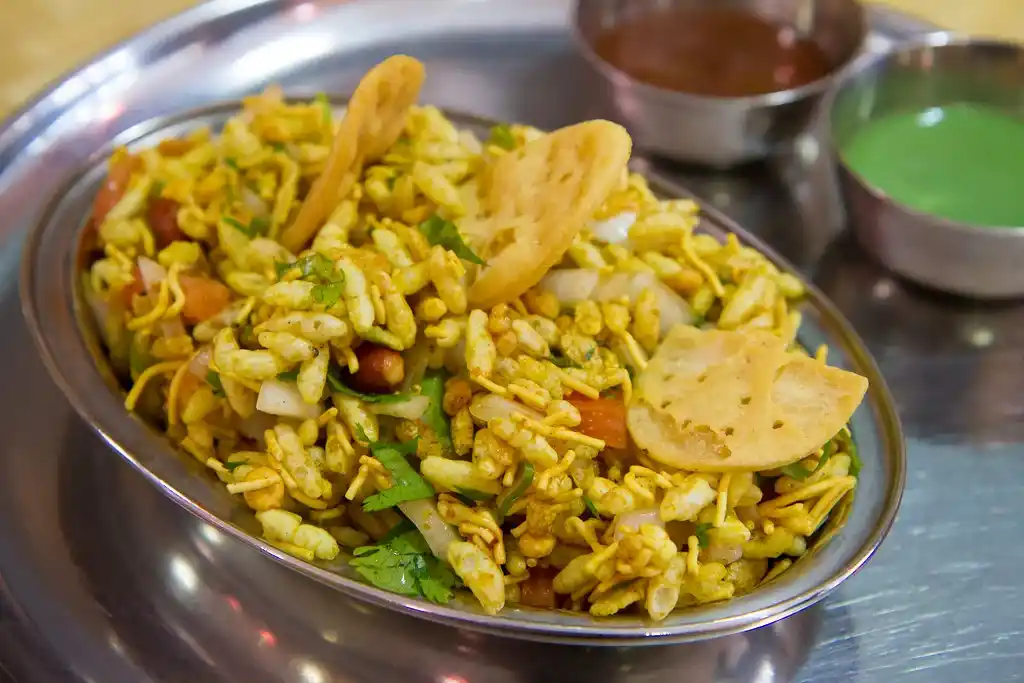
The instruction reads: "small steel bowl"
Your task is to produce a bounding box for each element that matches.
[572,0,868,167]
[829,34,1024,299]
[22,103,904,645]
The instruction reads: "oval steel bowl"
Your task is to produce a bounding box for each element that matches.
[21,102,904,645]
[571,0,869,167]
[829,33,1024,299]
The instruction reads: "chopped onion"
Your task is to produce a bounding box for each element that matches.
[399,498,460,560]
[590,211,637,244]
[369,395,430,420]
[611,507,664,541]
[256,379,322,420]
[188,346,212,377]
[237,412,276,444]
[84,289,110,335]
[160,316,187,339]
[241,186,269,217]
[136,256,167,291]
[538,269,600,305]
[705,544,743,564]
[593,271,693,333]
[469,393,544,424]
[650,280,693,334]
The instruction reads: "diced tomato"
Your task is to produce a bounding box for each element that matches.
[566,394,628,449]
[91,153,142,225]
[157,138,195,157]
[178,274,232,323]
[519,566,558,609]
[147,196,187,248]
[117,264,145,309]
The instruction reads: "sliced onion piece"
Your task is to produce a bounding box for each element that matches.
[611,507,664,541]
[136,256,167,291]
[538,269,601,305]
[590,211,637,244]
[256,379,322,420]
[368,395,430,420]
[188,346,213,378]
[241,186,269,217]
[398,498,460,560]
[160,316,187,339]
[469,393,544,424]
[237,412,276,444]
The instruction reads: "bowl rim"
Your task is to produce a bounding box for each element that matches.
[20,100,906,646]
[569,0,869,108]
[827,31,1024,236]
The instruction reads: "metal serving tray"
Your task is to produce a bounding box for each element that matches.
[0,1,1021,682]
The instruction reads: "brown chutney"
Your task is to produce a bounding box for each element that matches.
[591,6,832,97]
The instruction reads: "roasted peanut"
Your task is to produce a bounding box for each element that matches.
[349,343,405,392]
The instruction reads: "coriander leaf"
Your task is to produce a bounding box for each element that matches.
[379,519,417,544]
[223,216,264,239]
[848,439,862,477]
[222,459,246,472]
[418,214,485,265]
[350,528,459,605]
[150,180,166,198]
[314,92,332,127]
[128,336,153,378]
[327,366,412,404]
[419,370,453,455]
[488,123,517,150]
[206,370,226,397]
[454,487,495,503]
[584,347,596,361]
[349,551,422,597]
[270,141,286,152]
[780,462,813,480]
[781,440,837,481]
[495,461,535,522]
[353,426,419,459]
[250,216,270,236]
[274,260,295,278]
[311,281,344,307]
[239,324,259,349]
[362,445,435,511]
[277,369,299,381]
[549,355,581,369]
[694,522,713,548]
[416,555,459,603]
[583,495,602,519]
[224,157,240,171]
[303,253,336,280]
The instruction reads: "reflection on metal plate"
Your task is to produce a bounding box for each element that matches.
[0,1,1021,682]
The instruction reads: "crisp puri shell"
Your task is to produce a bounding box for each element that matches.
[627,326,869,471]
[281,55,426,252]
[465,120,632,309]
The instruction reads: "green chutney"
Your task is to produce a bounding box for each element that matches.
[841,103,1024,227]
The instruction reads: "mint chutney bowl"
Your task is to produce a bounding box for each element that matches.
[829,34,1024,299]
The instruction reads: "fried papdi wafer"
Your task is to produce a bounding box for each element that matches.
[280,55,425,252]
[465,120,632,309]
[628,326,868,471]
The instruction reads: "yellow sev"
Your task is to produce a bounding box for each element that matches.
[679,228,724,297]
[123,360,186,412]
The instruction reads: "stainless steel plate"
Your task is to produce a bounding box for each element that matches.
[1,1,1022,682]
[21,100,903,644]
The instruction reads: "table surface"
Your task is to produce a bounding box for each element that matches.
[1,0,1023,119]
